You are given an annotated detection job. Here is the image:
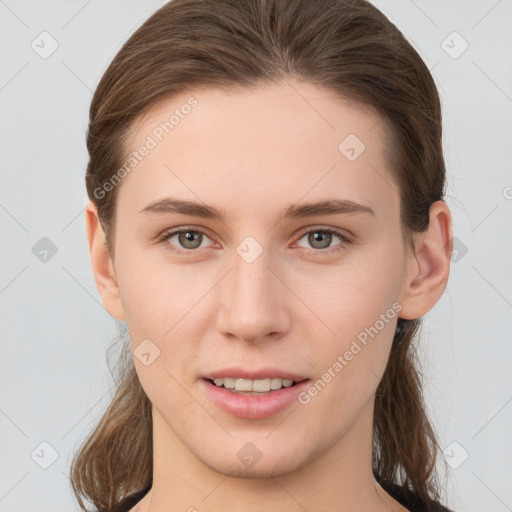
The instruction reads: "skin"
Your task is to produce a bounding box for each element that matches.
[85,80,452,512]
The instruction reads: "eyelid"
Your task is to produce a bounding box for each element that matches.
[294,224,354,242]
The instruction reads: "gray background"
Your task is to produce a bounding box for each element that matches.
[1,0,511,510]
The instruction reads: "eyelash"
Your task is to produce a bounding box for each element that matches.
[157,227,352,256]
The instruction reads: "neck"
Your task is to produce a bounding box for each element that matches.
[135,398,402,512]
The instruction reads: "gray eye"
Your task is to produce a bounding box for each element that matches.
[176,231,203,249]
[307,231,334,249]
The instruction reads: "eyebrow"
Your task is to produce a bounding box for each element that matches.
[138,197,375,221]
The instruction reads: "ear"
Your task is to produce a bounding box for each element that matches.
[85,200,126,321]
[398,200,453,320]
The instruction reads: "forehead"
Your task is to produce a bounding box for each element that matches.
[118,80,398,221]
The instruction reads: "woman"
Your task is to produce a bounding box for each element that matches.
[72,0,454,510]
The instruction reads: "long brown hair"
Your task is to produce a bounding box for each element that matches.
[72,0,449,510]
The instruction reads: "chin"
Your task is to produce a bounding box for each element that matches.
[192,436,318,481]
[201,455,306,480]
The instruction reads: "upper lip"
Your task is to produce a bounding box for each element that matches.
[202,367,309,382]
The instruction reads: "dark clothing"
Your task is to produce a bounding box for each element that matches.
[113,476,453,512]
[374,473,453,512]
[109,486,150,512]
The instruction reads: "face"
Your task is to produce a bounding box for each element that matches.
[103,80,415,477]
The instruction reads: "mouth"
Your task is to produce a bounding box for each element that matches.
[205,377,304,395]
[200,376,311,419]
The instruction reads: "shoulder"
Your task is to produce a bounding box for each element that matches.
[375,475,453,512]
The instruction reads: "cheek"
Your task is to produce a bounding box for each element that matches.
[115,243,202,331]
[294,249,402,340]
[114,248,213,389]
[290,247,402,398]
[118,260,206,414]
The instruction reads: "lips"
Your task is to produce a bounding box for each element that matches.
[200,377,311,419]
[199,367,310,418]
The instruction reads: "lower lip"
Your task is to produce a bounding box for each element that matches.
[200,378,310,419]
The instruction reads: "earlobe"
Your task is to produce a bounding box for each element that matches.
[398,200,453,320]
[85,201,126,322]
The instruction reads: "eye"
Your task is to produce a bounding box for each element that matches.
[295,227,352,254]
[158,226,352,256]
[159,228,214,255]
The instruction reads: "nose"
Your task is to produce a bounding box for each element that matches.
[215,248,290,343]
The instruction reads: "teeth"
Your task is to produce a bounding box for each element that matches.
[212,377,296,392]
